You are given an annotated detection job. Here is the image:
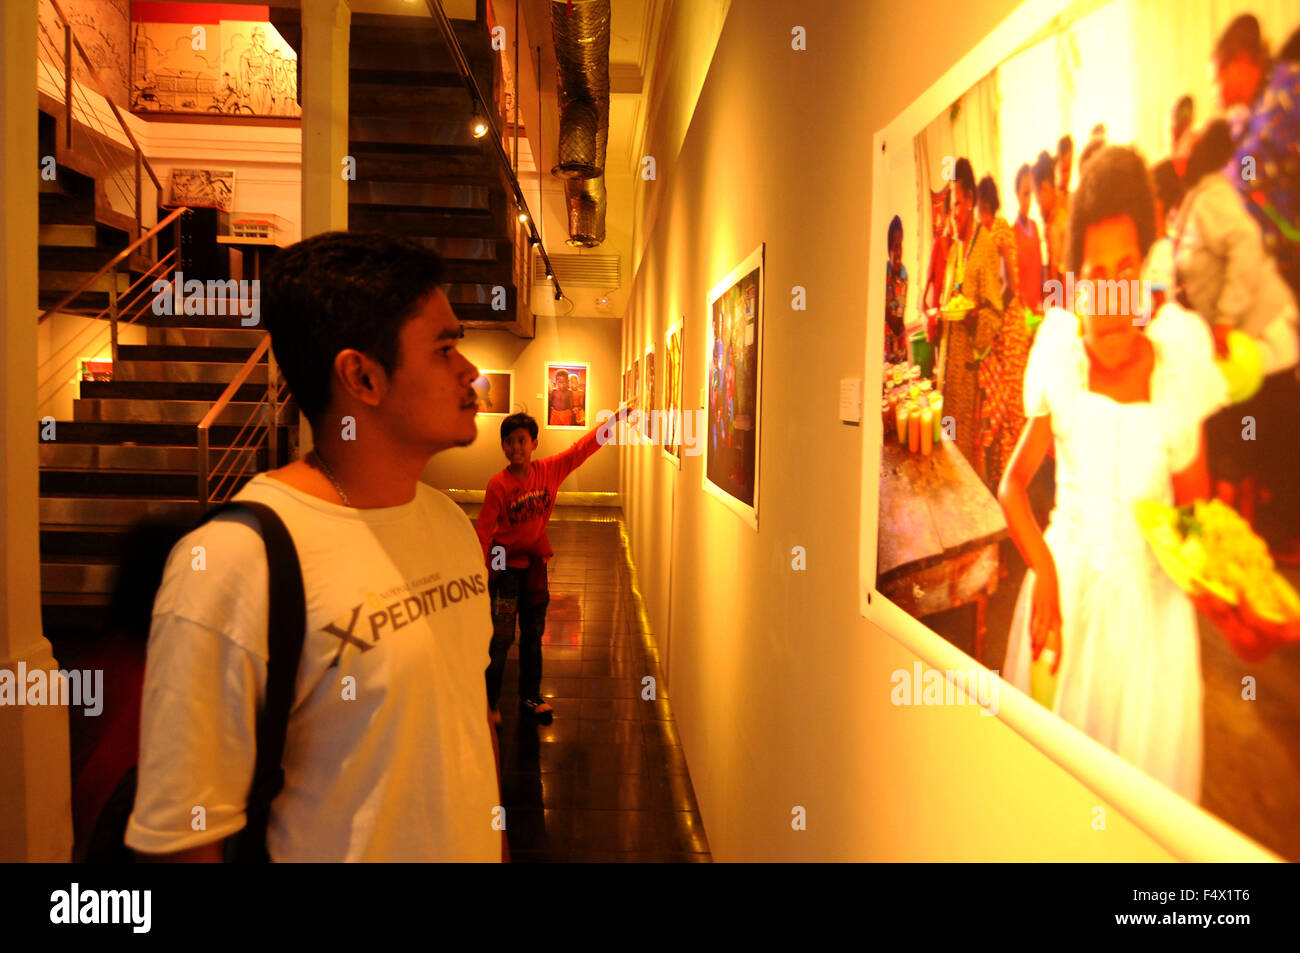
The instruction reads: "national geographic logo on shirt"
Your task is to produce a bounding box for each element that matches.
[323,573,487,651]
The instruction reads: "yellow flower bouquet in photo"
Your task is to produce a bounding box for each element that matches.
[1136,499,1300,625]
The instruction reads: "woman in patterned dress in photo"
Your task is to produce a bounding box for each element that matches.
[976,175,1030,491]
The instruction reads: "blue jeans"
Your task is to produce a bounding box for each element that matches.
[485,563,549,709]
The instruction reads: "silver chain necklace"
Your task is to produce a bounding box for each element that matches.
[309,449,351,506]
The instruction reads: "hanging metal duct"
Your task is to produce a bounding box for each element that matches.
[550,0,610,181]
[564,174,606,247]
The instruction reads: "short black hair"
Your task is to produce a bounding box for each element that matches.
[1184,119,1236,188]
[1079,134,1107,170]
[1065,145,1156,275]
[1216,13,1264,66]
[500,412,537,443]
[1282,26,1300,62]
[1032,150,1055,188]
[942,187,952,213]
[1015,162,1033,191]
[888,214,903,247]
[1173,94,1193,120]
[976,175,1000,215]
[1150,158,1183,213]
[1057,134,1074,157]
[953,157,975,198]
[261,231,446,425]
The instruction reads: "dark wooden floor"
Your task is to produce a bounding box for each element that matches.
[463,505,712,862]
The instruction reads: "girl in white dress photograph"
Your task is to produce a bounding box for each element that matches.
[998,145,1228,801]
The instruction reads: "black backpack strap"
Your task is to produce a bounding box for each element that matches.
[198,500,306,863]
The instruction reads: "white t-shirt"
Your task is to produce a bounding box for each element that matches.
[125,473,502,862]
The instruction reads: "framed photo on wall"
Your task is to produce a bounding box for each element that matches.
[663,320,684,464]
[471,369,513,416]
[642,344,656,437]
[545,362,588,429]
[704,244,764,530]
[860,0,1297,862]
[166,168,234,211]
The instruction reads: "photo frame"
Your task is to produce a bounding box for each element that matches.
[663,320,685,465]
[544,362,589,430]
[858,0,1287,862]
[471,369,513,416]
[704,244,764,530]
[166,168,234,211]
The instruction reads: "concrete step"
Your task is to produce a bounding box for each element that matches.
[78,379,269,403]
[349,81,472,117]
[37,420,290,446]
[144,326,266,348]
[346,181,489,211]
[40,269,131,294]
[117,343,261,364]
[38,224,97,248]
[39,442,262,472]
[40,495,201,527]
[348,203,504,240]
[72,397,269,426]
[111,360,270,385]
[40,468,255,498]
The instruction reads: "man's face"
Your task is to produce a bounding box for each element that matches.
[556,373,570,392]
[502,427,537,468]
[381,288,479,454]
[1016,174,1033,219]
[1216,53,1261,108]
[1036,180,1056,218]
[953,183,974,236]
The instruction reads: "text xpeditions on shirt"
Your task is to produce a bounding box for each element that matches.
[125,473,502,862]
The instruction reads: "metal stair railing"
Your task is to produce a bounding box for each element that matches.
[198,336,290,508]
[37,208,189,413]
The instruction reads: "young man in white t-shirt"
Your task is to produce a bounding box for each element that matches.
[126,232,503,862]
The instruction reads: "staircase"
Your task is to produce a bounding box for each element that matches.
[347,11,531,333]
[39,319,293,644]
[36,109,294,646]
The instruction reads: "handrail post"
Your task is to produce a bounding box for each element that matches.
[108,274,119,364]
[63,25,72,149]
[134,151,143,241]
[267,348,279,468]
[173,214,183,283]
[198,426,209,509]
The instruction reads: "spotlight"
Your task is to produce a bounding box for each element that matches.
[471,118,488,139]
[518,211,528,223]
[545,272,553,281]
[554,289,562,301]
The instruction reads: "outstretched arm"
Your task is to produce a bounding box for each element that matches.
[550,402,634,485]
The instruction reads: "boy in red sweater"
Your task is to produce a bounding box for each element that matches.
[476,406,631,723]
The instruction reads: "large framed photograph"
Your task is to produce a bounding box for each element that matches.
[663,320,685,464]
[471,369,513,416]
[545,363,588,429]
[861,0,1300,861]
[705,244,764,530]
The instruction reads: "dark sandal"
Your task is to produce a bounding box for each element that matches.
[522,697,554,724]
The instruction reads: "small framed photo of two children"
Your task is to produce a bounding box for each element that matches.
[545,363,589,429]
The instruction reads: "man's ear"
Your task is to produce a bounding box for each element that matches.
[334,349,387,409]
